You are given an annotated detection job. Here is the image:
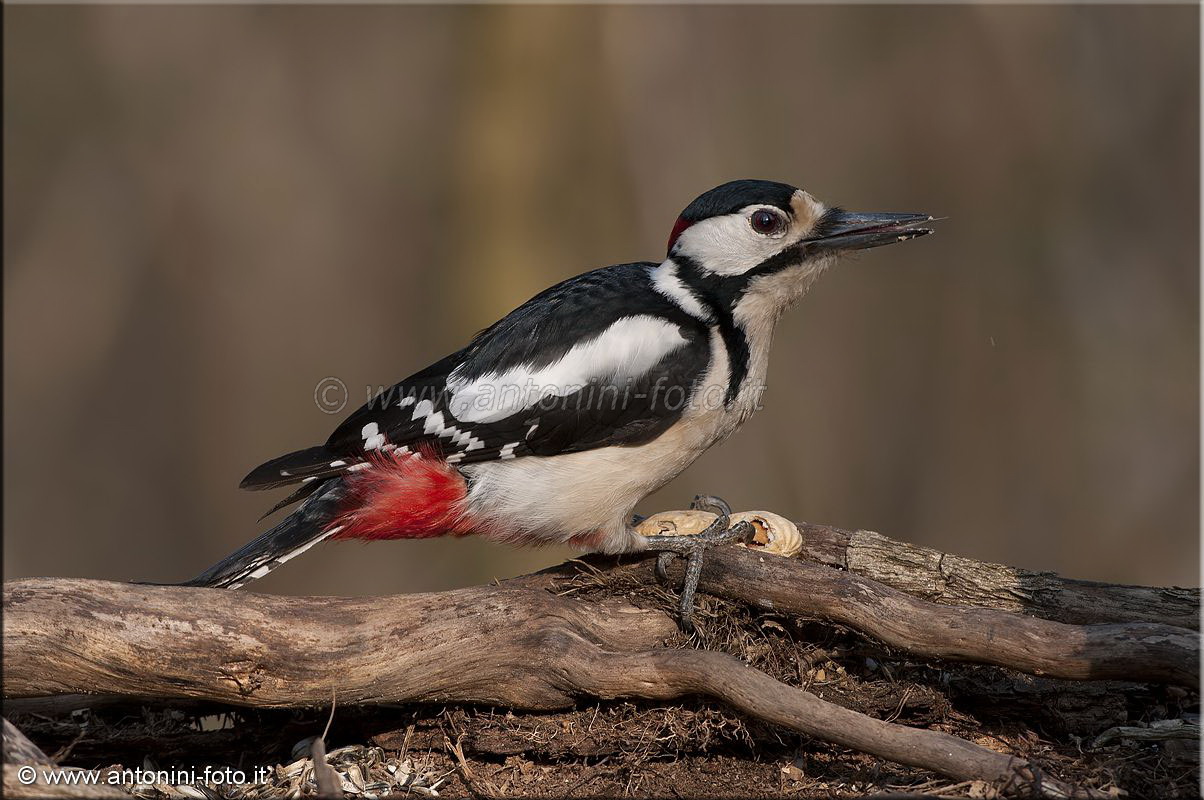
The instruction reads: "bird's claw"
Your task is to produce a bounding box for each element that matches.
[655,551,675,582]
[643,502,752,633]
[690,494,732,517]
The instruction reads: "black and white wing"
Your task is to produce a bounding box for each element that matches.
[240,263,712,492]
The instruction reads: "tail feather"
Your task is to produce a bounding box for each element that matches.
[184,478,345,588]
[257,479,326,522]
[240,446,349,491]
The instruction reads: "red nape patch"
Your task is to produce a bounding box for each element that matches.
[327,450,472,541]
[666,216,694,256]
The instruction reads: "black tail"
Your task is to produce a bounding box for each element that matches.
[184,479,346,588]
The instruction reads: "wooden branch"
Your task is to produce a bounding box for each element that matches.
[3,717,130,798]
[795,523,1199,629]
[4,577,1118,797]
[708,549,1196,685]
[529,547,1198,687]
[3,718,52,766]
[7,545,1196,693]
[4,528,1197,798]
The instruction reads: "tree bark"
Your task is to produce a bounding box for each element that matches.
[795,523,1199,630]
[4,577,1106,797]
[528,548,1198,686]
[3,531,1197,797]
[3,717,130,798]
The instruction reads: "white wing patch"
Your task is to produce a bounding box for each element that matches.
[445,315,688,424]
[423,410,448,436]
[378,397,488,456]
[362,422,386,451]
[411,399,434,421]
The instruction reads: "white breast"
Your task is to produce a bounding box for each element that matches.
[459,325,763,554]
[460,421,713,553]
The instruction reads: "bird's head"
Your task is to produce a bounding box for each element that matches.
[665,179,933,318]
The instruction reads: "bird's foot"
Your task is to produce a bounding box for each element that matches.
[690,494,732,516]
[639,494,751,633]
[653,494,736,581]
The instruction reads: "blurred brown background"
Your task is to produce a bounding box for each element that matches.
[4,5,1198,594]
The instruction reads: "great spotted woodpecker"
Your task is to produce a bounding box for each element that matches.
[188,179,933,628]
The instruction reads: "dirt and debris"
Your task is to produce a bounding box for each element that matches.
[6,581,1198,798]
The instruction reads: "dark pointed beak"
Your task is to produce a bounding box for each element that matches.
[806,209,935,252]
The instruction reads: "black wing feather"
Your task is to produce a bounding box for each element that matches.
[241,263,712,497]
[239,446,344,490]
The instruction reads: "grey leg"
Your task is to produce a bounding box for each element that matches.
[653,494,736,583]
[639,507,752,632]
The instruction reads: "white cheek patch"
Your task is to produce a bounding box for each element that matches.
[673,213,782,275]
[674,198,821,277]
[445,315,688,424]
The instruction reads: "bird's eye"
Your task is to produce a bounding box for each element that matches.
[750,209,786,236]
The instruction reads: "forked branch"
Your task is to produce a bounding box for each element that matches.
[3,528,1197,797]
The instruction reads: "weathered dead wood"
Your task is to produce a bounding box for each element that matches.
[5,577,1123,797]
[525,548,1198,687]
[697,550,1197,685]
[3,717,52,766]
[795,523,1199,629]
[4,535,1198,797]
[3,717,131,798]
